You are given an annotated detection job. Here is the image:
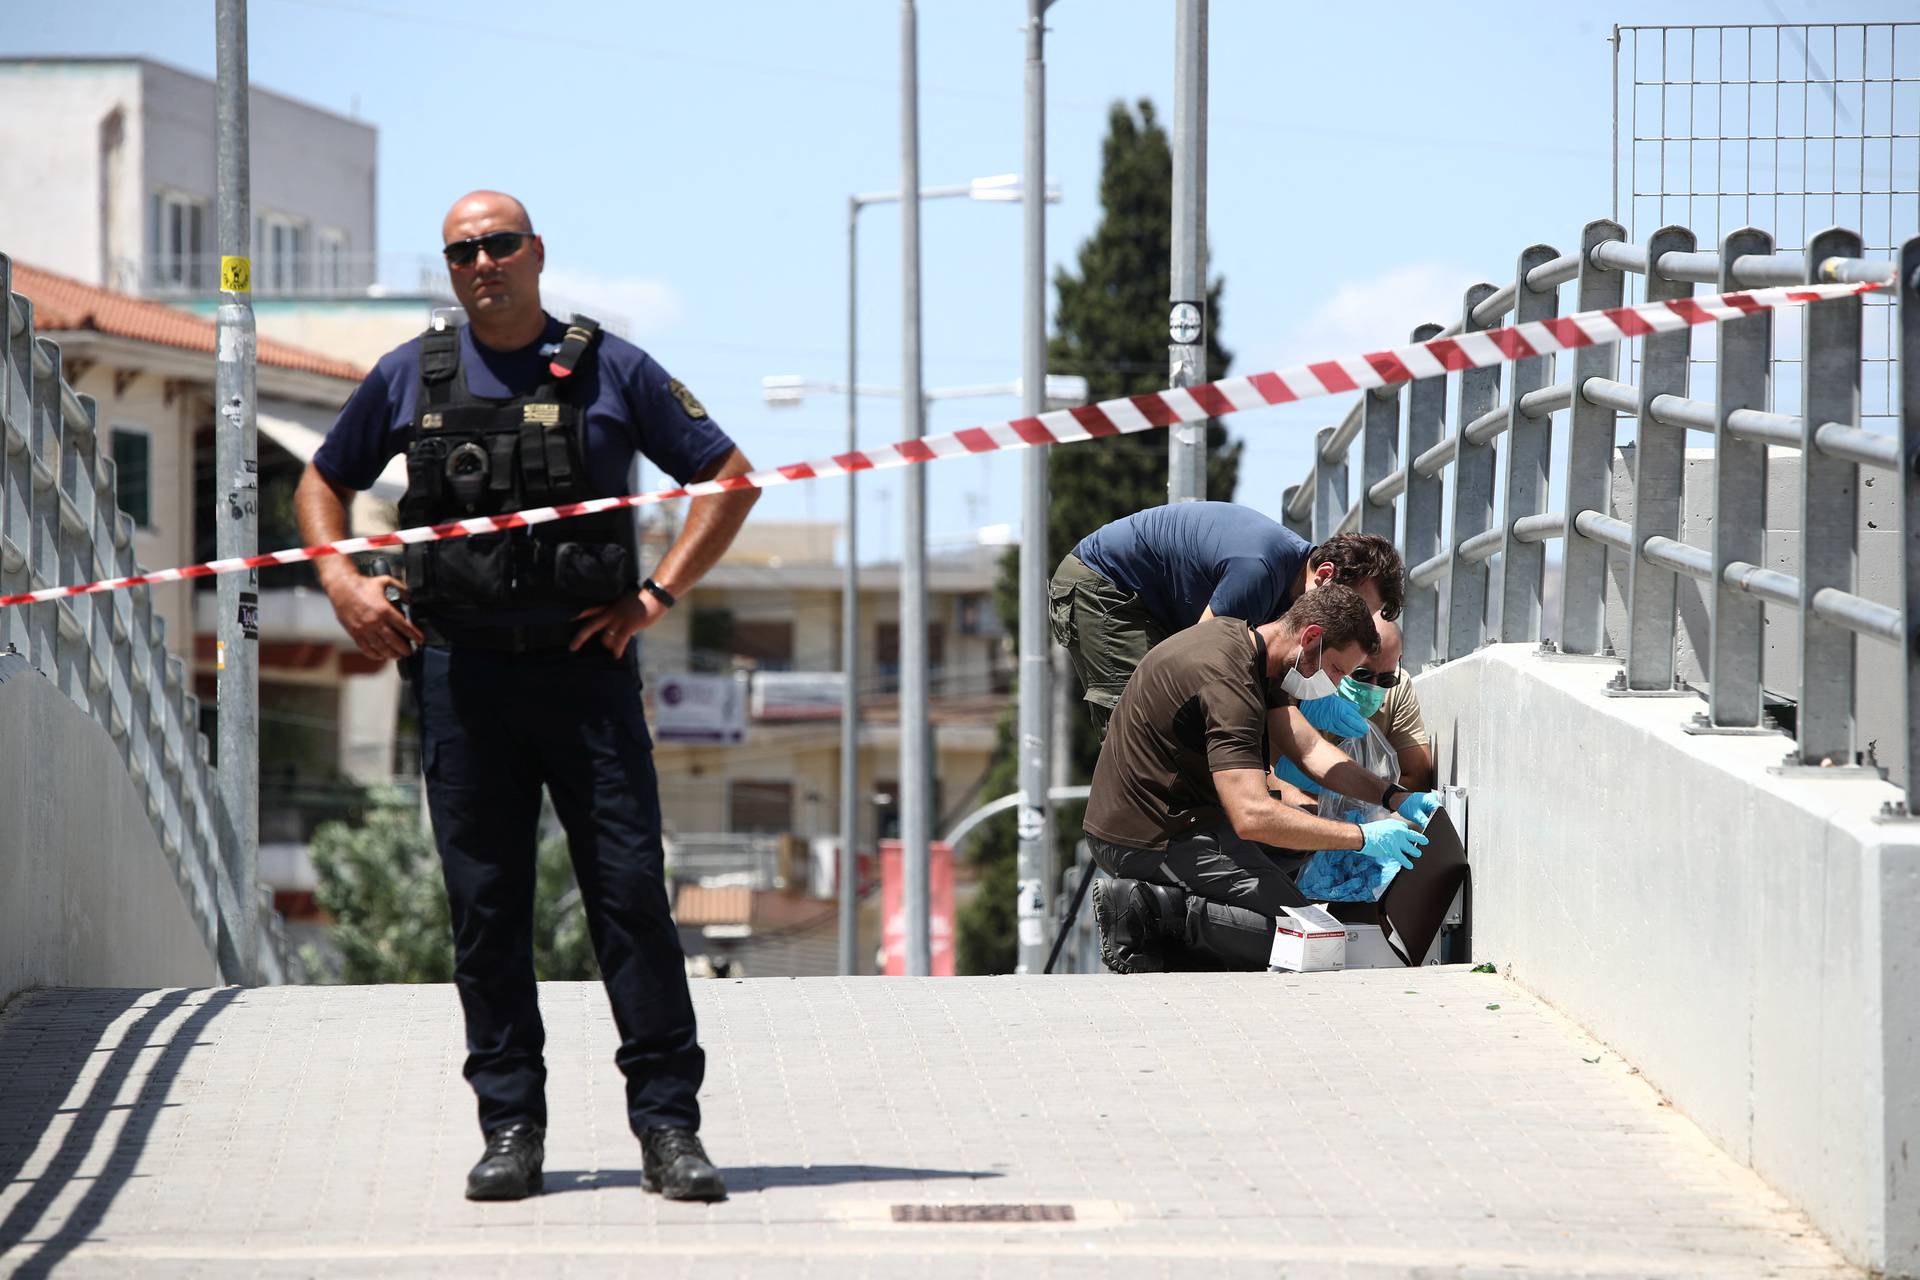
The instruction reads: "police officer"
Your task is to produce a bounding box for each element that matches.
[295,190,757,1203]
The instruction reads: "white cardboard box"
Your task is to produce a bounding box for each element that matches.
[1269,904,1347,972]
[1339,886,1466,969]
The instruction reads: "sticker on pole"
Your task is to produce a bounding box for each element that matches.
[1169,300,1203,344]
[220,255,251,293]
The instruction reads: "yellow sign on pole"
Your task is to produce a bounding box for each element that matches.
[220,255,251,293]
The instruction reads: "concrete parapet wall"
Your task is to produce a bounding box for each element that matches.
[1416,644,1918,1277]
[0,656,218,1005]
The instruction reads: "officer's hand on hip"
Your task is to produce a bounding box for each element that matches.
[571,590,668,660]
[325,573,423,662]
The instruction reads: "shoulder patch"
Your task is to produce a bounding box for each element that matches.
[668,378,709,420]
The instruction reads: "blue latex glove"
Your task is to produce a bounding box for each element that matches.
[1298,694,1371,740]
[1358,818,1429,871]
[1273,756,1323,797]
[1296,848,1399,902]
[1395,790,1442,827]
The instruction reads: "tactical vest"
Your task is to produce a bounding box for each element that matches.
[396,316,638,641]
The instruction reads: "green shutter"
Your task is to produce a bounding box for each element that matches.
[110,429,151,528]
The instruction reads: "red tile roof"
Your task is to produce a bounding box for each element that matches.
[8,261,366,383]
[674,885,840,930]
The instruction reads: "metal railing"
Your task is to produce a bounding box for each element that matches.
[108,252,635,334]
[0,251,295,983]
[116,251,449,301]
[1279,222,1919,814]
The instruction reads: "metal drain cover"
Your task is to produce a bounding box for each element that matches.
[833,1199,1126,1229]
[891,1203,1075,1224]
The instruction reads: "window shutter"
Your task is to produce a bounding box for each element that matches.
[110,429,152,528]
[146,192,160,289]
[187,202,206,289]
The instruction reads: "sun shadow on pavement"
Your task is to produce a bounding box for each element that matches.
[0,986,238,1278]
[544,1164,1002,1195]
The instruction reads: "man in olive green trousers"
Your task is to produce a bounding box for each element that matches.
[1049,502,1403,739]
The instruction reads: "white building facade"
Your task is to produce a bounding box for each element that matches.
[0,56,378,299]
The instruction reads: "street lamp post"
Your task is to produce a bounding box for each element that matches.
[900,0,930,977]
[843,195,860,977]
[802,172,1059,977]
[1018,0,1056,974]
[764,369,1087,974]
[214,0,260,984]
[1168,0,1210,504]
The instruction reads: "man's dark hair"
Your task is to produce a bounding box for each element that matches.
[1282,583,1380,657]
[1309,533,1405,621]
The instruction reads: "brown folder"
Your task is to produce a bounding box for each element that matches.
[1376,808,1470,965]
[1324,808,1471,966]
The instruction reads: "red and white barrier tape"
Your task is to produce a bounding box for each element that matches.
[0,278,1879,609]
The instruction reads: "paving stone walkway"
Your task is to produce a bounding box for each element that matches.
[0,968,1857,1278]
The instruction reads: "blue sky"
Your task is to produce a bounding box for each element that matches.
[9,0,1915,562]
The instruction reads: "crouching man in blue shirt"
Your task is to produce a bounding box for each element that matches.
[295,190,755,1204]
[1048,502,1404,741]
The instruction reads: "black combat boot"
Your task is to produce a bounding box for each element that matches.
[1091,878,1185,974]
[465,1120,544,1201]
[640,1127,728,1202]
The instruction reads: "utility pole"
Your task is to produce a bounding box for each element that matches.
[214,0,259,983]
[839,196,862,976]
[1167,0,1209,503]
[1015,0,1053,974]
[898,0,932,976]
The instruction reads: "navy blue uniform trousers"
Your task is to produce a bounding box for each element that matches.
[414,642,703,1136]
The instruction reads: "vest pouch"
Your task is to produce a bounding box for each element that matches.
[400,437,449,520]
[403,541,433,604]
[551,541,631,605]
[428,530,516,607]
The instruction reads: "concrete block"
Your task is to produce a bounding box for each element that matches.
[1417,644,1918,1276]
[0,654,218,1005]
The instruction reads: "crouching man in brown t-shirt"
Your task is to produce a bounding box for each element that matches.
[1083,584,1438,973]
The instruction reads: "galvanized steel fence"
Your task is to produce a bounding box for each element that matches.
[1279,223,1919,815]
[0,253,294,983]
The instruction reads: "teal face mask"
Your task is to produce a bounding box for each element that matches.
[1339,675,1386,719]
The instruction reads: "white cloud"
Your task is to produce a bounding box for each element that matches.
[538,269,685,340]
[1263,262,1481,370]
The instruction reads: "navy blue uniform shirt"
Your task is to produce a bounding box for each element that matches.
[1073,501,1313,632]
[313,315,736,497]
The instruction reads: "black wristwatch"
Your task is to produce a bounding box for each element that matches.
[1380,782,1408,812]
[641,577,677,609]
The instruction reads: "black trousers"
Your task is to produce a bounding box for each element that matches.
[1087,823,1311,970]
[415,643,703,1137]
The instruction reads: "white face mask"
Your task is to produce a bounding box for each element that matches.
[1281,631,1339,701]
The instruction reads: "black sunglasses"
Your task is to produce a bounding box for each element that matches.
[1348,667,1400,689]
[442,230,533,268]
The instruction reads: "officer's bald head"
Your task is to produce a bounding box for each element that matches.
[441,190,545,341]
[442,190,533,243]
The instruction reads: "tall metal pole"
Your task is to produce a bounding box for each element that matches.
[1014,0,1053,974]
[898,0,932,975]
[1167,0,1209,503]
[839,198,862,975]
[214,0,259,984]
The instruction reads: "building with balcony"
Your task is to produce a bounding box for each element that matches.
[0,57,630,372]
[0,55,449,371]
[0,57,375,297]
[634,520,1012,973]
[641,519,1009,845]
[8,260,404,920]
